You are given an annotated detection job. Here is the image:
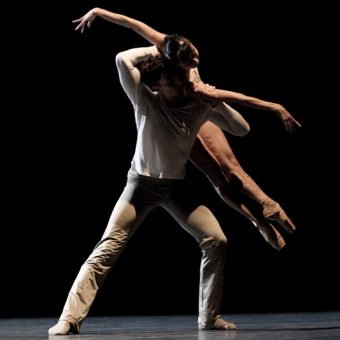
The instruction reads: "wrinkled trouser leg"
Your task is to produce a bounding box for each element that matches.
[56,171,227,332]
[197,236,226,328]
[163,182,227,329]
[58,172,157,331]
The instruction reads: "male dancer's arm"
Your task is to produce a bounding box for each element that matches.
[115,46,159,103]
[190,69,250,136]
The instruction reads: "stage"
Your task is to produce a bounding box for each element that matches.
[1,311,339,339]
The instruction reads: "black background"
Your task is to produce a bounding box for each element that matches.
[9,0,333,318]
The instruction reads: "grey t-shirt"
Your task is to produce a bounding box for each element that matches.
[116,46,214,179]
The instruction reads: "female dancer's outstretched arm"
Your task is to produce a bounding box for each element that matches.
[72,7,165,51]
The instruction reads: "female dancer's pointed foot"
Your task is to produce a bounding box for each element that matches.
[256,220,286,251]
[263,203,296,234]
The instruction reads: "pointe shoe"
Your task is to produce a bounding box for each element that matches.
[263,203,296,234]
[256,220,286,251]
[48,320,79,335]
[199,315,237,330]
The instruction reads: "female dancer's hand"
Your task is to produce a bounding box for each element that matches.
[72,8,98,33]
[274,104,302,133]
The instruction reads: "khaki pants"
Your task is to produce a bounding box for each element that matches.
[58,170,227,331]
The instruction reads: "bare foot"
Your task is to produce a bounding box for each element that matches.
[48,321,70,335]
[199,315,237,330]
[48,320,78,336]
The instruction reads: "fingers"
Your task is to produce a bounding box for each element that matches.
[281,111,302,133]
[72,19,83,31]
[204,83,216,92]
[75,23,83,32]
[282,119,293,133]
[72,15,90,33]
[74,21,86,33]
[293,117,302,128]
[284,118,303,133]
[285,122,294,133]
[288,118,302,132]
[286,111,302,129]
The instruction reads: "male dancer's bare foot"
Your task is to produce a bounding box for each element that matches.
[199,315,237,330]
[48,320,78,336]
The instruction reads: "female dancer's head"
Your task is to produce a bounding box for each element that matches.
[163,34,199,68]
[138,54,193,95]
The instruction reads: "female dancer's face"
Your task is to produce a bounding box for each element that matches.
[164,34,199,69]
[178,42,200,68]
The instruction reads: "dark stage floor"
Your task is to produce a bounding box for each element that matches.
[0,311,339,339]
